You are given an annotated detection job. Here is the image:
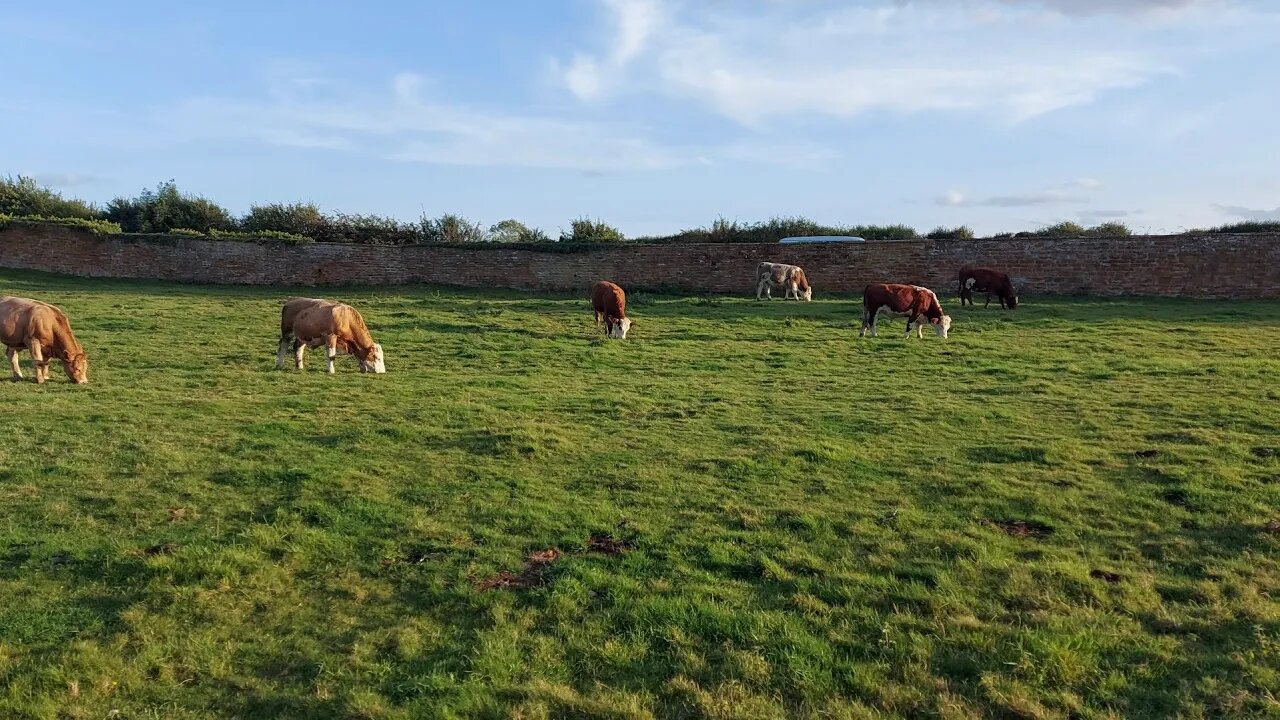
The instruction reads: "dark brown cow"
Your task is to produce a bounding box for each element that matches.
[590,281,632,339]
[958,266,1018,309]
[860,284,952,339]
[0,296,89,384]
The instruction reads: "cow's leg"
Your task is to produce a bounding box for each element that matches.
[29,340,47,384]
[276,334,292,369]
[984,294,992,308]
[293,339,306,370]
[325,335,339,374]
[756,278,765,300]
[594,310,602,330]
[7,348,22,381]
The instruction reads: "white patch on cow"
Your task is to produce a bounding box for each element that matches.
[368,343,387,373]
[609,317,632,339]
[937,315,952,338]
[801,286,812,302]
[7,347,22,380]
[965,278,976,290]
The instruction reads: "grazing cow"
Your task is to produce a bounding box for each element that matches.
[590,280,632,339]
[860,284,952,339]
[958,266,1018,309]
[277,298,385,374]
[756,262,812,301]
[0,296,89,384]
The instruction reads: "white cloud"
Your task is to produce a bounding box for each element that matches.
[29,172,102,188]
[558,0,1202,125]
[560,0,663,100]
[1212,203,1280,221]
[164,70,828,173]
[937,181,1093,207]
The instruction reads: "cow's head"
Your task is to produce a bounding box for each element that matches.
[63,352,89,384]
[932,315,952,339]
[361,343,386,374]
[1008,295,1019,310]
[608,316,632,339]
[796,272,813,302]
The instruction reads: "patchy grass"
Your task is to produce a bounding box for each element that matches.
[1,269,1278,719]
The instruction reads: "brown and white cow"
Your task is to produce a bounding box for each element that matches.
[0,296,89,384]
[277,298,385,374]
[860,284,952,339]
[590,280,632,339]
[958,266,1018,309]
[756,262,812,301]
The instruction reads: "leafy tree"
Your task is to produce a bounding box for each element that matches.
[489,219,550,243]
[560,217,625,243]
[104,181,234,233]
[0,175,99,219]
[241,202,327,238]
[421,213,487,243]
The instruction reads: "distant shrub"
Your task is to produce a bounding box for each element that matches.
[105,181,235,233]
[925,225,975,240]
[241,202,326,238]
[1036,221,1087,237]
[0,213,121,234]
[1208,220,1280,234]
[1088,221,1132,237]
[0,176,100,220]
[489,219,550,243]
[561,217,625,243]
[313,213,422,245]
[643,216,918,243]
[421,213,487,243]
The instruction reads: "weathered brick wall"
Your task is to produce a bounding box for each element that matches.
[2,222,1278,298]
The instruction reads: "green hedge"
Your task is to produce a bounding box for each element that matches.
[0,213,122,234]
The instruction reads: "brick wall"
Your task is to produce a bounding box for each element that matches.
[2,222,1278,298]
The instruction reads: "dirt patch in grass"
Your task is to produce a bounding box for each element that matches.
[477,532,636,590]
[586,533,635,555]
[1162,489,1192,508]
[1262,519,1280,535]
[1090,569,1124,583]
[987,519,1054,539]
[141,543,178,556]
[167,507,190,522]
[1134,449,1160,459]
[476,548,562,591]
[1251,446,1277,460]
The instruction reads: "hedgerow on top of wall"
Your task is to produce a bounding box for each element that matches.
[0,213,122,234]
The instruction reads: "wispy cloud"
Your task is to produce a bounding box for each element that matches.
[1212,203,1280,221]
[164,69,834,173]
[28,172,102,188]
[558,0,1189,125]
[937,180,1098,207]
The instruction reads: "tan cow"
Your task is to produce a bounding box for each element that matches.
[0,296,89,384]
[277,298,385,374]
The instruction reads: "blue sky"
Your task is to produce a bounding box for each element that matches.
[3,0,1278,236]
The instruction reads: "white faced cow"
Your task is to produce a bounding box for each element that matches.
[277,298,386,374]
[755,262,813,302]
[860,283,952,339]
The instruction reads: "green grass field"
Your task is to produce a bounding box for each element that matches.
[1,269,1278,720]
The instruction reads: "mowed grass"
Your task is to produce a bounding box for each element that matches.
[1,269,1278,720]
